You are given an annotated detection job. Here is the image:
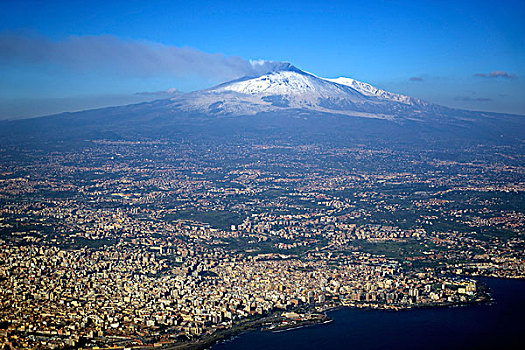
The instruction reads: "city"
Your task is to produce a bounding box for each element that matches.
[1,139,522,349]
[1,2,524,348]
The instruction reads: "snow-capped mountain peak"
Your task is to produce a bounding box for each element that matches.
[211,65,349,97]
[168,63,429,118]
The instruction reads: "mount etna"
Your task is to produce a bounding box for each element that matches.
[1,64,523,146]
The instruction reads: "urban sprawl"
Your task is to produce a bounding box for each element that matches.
[1,140,523,349]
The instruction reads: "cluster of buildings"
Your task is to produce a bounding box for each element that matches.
[0,141,523,349]
[0,241,481,349]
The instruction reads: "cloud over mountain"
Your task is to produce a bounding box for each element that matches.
[0,32,282,81]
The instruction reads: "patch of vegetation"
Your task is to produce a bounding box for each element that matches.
[165,209,246,231]
[350,239,437,260]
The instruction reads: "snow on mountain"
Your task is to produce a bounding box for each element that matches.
[213,67,356,98]
[167,63,430,118]
[324,77,416,105]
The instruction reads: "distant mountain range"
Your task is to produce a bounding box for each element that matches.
[1,63,523,145]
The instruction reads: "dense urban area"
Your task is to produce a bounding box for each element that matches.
[1,138,524,349]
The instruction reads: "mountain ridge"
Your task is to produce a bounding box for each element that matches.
[166,63,432,118]
[0,63,523,145]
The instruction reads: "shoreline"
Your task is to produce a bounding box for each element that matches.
[163,314,278,350]
[91,278,497,350]
[163,295,493,350]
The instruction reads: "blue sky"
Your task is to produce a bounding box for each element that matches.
[1,0,524,118]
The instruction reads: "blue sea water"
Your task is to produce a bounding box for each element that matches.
[212,278,525,350]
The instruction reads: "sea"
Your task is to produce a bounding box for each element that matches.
[212,277,525,350]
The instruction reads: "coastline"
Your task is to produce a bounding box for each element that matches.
[128,277,498,350]
[163,314,279,350]
[164,293,493,350]
[207,277,525,350]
